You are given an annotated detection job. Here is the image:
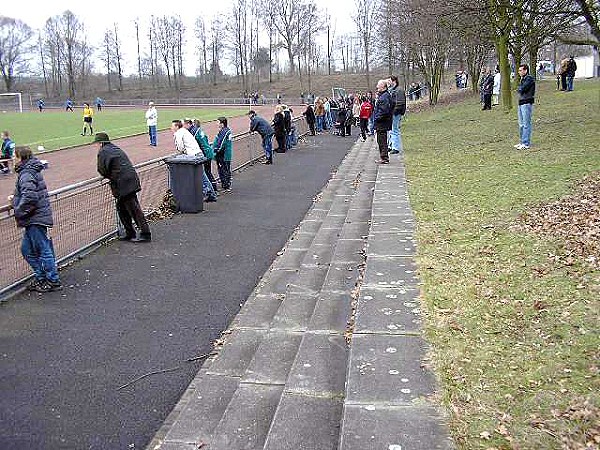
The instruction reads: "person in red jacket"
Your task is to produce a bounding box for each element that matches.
[358,96,373,141]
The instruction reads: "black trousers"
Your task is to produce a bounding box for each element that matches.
[482,93,492,110]
[359,118,369,140]
[204,160,218,191]
[376,129,389,162]
[215,154,232,189]
[308,121,316,135]
[117,193,151,238]
[275,134,286,152]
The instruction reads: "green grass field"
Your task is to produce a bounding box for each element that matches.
[0,107,248,152]
[404,79,599,449]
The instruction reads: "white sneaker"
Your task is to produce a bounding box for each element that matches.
[513,143,523,149]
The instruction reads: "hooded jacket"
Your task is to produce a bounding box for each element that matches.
[13,158,53,228]
[249,115,274,138]
[97,142,142,199]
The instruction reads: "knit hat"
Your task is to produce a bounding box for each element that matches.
[93,132,110,143]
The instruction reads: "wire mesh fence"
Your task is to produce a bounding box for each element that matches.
[0,118,307,295]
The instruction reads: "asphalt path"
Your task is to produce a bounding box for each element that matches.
[0,132,355,449]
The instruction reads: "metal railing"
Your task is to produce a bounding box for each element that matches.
[0,117,308,298]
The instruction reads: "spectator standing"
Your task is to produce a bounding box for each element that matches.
[566,56,577,91]
[212,117,233,192]
[81,103,94,136]
[559,57,569,91]
[314,98,325,133]
[366,91,375,135]
[303,103,316,135]
[192,119,218,193]
[145,102,158,147]
[65,99,74,112]
[171,120,217,202]
[324,98,332,130]
[373,79,394,164]
[273,105,287,153]
[248,110,275,165]
[1,130,16,174]
[9,146,62,292]
[352,97,361,127]
[492,67,501,106]
[95,97,104,112]
[481,67,494,110]
[282,105,293,150]
[95,132,152,242]
[515,64,535,150]
[37,99,45,112]
[388,75,407,154]
[358,96,373,141]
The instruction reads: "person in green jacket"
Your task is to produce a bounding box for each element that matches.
[212,117,233,192]
[191,119,218,193]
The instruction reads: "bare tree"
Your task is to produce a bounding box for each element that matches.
[101,29,113,91]
[113,23,124,91]
[0,16,34,92]
[195,17,209,83]
[135,19,143,83]
[353,0,378,88]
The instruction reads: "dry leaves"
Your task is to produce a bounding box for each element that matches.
[146,190,178,221]
[515,172,600,270]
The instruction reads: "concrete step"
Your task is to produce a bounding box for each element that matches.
[338,157,455,450]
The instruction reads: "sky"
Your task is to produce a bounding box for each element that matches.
[3,0,355,76]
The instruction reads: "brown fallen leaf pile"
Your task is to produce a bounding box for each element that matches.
[552,398,600,450]
[515,172,600,270]
[146,190,178,221]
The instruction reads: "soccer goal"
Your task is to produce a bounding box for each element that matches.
[0,93,23,113]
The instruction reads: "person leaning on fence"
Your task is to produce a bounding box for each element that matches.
[213,117,233,192]
[191,119,218,192]
[171,120,218,202]
[8,146,62,292]
[1,130,16,174]
[248,110,274,165]
[94,132,152,242]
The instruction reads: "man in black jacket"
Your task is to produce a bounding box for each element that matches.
[481,67,494,110]
[10,146,62,292]
[515,64,535,150]
[566,56,577,91]
[95,132,152,242]
[388,75,407,154]
[373,79,394,164]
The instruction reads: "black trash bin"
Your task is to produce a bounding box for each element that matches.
[165,154,207,213]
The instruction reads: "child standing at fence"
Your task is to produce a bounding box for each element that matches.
[8,146,62,292]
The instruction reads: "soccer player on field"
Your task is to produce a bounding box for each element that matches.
[81,103,94,136]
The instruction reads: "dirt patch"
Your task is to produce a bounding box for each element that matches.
[514,172,600,270]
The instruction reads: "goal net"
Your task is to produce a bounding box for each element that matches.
[0,93,23,113]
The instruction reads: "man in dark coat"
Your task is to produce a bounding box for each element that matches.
[95,132,152,242]
[373,79,394,164]
[248,110,275,165]
[481,67,494,110]
[10,146,62,292]
[303,104,316,135]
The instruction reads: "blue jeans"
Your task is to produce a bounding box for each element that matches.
[325,111,333,129]
[566,76,574,91]
[148,126,157,146]
[21,225,60,283]
[263,135,273,159]
[388,114,403,152]
[368,115,374,135]
[316,116,324,132]
[202,171,216,198]
[518,103,533,147]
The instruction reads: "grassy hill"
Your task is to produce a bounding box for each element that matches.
[404,78,600,449]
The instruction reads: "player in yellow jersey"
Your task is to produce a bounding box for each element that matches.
[81,103,94,136]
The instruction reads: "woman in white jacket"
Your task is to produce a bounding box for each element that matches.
[492,68,501,106]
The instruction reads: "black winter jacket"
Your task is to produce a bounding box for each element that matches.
[97,142,141,199]
[373,90,394,131]
[273,112,286,136]
[13,158,54,228]
[517,74,536,105]
[303,105,316,124]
